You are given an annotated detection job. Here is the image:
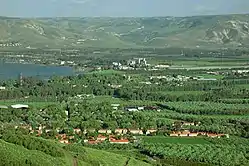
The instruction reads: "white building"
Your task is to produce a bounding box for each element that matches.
[11,104,29,109]
[0,86,6,90]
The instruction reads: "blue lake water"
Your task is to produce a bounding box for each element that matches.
[0,62,75,80]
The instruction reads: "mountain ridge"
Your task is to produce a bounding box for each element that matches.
[1,14,249,49]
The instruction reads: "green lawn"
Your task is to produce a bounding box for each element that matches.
[0,101,57,108]
[142,136,210,144]
[87,69,124,75]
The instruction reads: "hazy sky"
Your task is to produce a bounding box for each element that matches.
[0,0,249,17]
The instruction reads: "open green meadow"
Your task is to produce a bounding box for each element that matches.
[142,136,210,145]
[86,69,124,75]
[0,100,57,108]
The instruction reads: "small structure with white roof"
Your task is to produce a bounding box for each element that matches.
[11,104,29,109]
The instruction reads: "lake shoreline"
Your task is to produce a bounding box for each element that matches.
[0,62,77,80]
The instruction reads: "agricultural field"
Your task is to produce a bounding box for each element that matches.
[236,84,249,89]
[140,143,249,166]
[139,136,249,165]
[165,101,249,115]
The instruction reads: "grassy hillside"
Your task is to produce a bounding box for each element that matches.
[0,138,152,166]
[82,147,152,166]
[0,14,249,49]
[0,139,65,166]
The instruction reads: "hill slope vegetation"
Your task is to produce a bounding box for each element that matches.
[0,14,249,49]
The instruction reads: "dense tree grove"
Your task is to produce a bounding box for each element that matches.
[0,74,125,101]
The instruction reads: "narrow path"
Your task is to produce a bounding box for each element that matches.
[73,157,78,166]
[124,157,131,166]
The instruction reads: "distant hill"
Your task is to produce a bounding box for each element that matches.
[0,14,249,49]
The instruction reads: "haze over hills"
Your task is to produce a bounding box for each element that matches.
[0,14,249,49]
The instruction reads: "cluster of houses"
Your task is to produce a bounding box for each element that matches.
[84,135,130,144]
[112,58,148,70]
[170,121,229,138]
[113,128,157,135]
[149,75,217,82]
[169,130,229,138]
[56,134,74,144]
[172,121,200,127]
[23,124,157,145]
[17,122,229,146]
[83,128,157,145]
[0,42,21,47]
[112,58,175,71]
[55,128,157,145]
[127,58,147,67]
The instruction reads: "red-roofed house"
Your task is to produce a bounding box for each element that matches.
[109,139,129,144]
[88,140,100,144]
[37,130,42,136]
[97,135,107,141]
[56,134,67,139]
